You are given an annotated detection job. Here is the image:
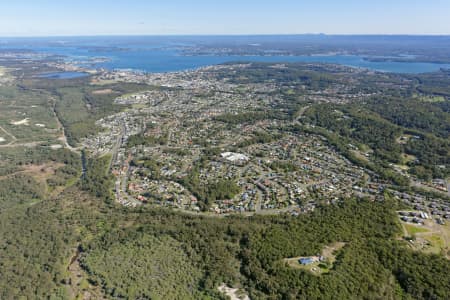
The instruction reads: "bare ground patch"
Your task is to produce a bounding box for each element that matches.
[92,89,115,95]
[218,284,249,300]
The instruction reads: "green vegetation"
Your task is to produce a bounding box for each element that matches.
[237,130,281,148]
[424,234,446,254]
[289,123,410,186]
[365,96,450,138]
[127,132,168,147]
[403,223,430,236]
[3,186,449,299]
[0,86,59,143]
[54,87,99,146]
[417,96,446,103]
[415,70,450,97]
[131,157,162,180]
[304,104,403,163]
[215,110,287,125]
[0,147,81,208]
[284,242,345,276]
[81,234,203,299]
[404,134,449,180]
[0,147,80,169]
[220,63,339,90]
[179,165,241,210]
[269,160,299,172]
[46,164,80,188]
[0,192,80,299]
[301,102,449,181]
[80,153,114,203]
[1,61,450,299]
[162,147,191,156]
[52,83,152,146]
[0,174,44,209]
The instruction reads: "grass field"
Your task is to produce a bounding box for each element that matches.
[401,219,450,258]
[403,223,430,236]
[419,96,446,103]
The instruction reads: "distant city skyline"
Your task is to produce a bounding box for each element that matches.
[1,0,450,37]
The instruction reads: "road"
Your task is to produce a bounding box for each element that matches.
[294,105,310,123]
[0,141,45,148]
[0,94,79,154]
[0,123,42,149]
[114,155,142,207]
[104,120,142,206]
[50,96,80,154]
[108,124,126,173]
[0,125,17,146]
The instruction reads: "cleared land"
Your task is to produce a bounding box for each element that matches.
[91,88,114,95]
[0,86,59,143]
[400,219,450,258]
[218,284,250,300]
[284,242,346,275]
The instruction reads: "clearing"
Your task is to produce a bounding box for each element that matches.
[66,246,106,300]
[218,284,249,300]
[400,218,450,258]
[92,88,114,95]
[11,118,30,126]
[284,242,346,276]
[0,162,70,198]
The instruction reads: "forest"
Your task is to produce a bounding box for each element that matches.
[302,102,449,181]
[1,186,449,299]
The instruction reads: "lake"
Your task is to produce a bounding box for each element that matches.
[95,51,450,74]
[38,71,89,79]
[2,36,450,74]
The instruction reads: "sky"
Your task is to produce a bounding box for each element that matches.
[0,0,450,36]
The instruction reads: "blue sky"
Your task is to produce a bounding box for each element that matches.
[1,0,449,36]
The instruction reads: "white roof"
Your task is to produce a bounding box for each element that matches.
[221,152,249,162]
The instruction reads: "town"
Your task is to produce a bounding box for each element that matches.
[81,64,449,218]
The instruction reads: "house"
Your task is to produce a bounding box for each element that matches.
[299,258,315,265]
[412,218,423,224]
[436,218,446,225]
[220,152,249,163]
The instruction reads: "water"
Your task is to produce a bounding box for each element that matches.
[38,71,88,79]
[2,36,450,74]
[97,51,450,74]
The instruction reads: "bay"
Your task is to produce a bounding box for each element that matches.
[2,36,450,74]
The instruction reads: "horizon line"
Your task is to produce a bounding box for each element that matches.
[1,33,450,38]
